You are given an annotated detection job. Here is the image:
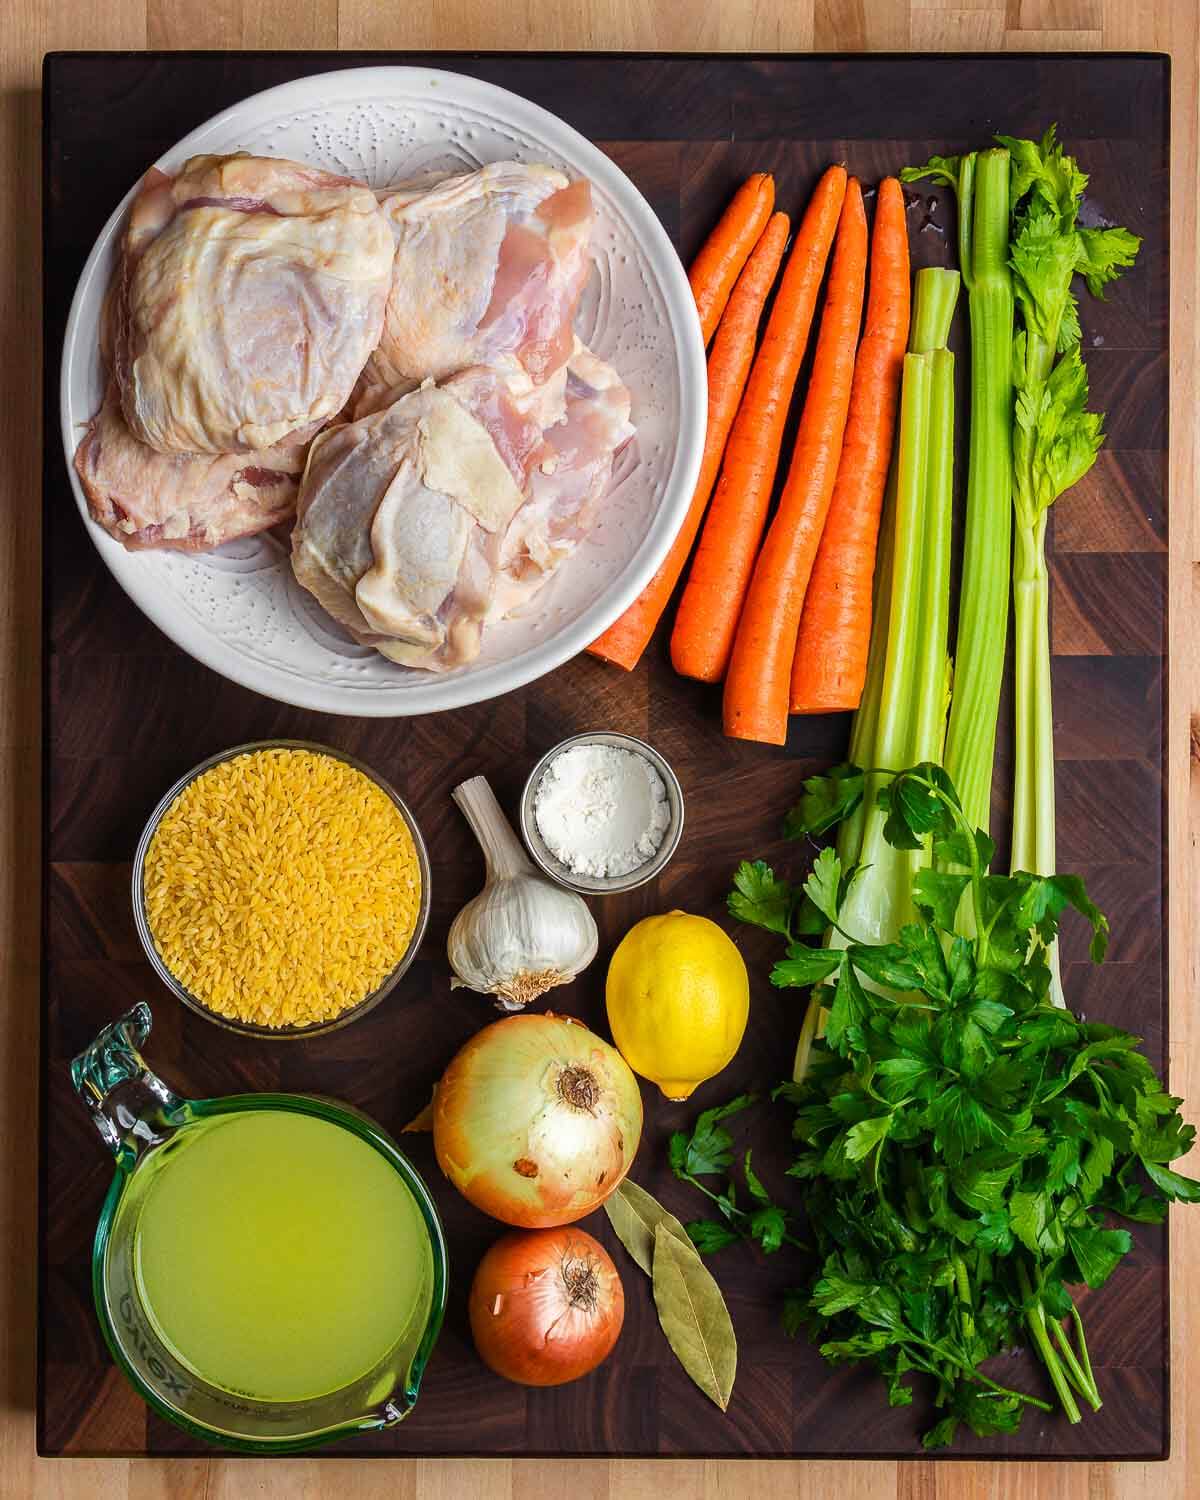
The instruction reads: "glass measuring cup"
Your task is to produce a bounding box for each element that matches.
[71,1004,448,1454]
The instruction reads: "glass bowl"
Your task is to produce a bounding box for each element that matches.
[518,731,685,895]
[131,740,432,1039]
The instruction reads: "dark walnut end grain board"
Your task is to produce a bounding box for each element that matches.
[41,52,1169,1460]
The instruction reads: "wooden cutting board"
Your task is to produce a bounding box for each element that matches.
[40,50,1169,1460]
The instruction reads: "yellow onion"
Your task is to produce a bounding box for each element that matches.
[433,1012,643,1227]
[469,1226,624,1386]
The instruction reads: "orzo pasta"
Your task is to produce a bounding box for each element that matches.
[142,748,422,1028]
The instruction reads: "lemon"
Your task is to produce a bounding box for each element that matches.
[605,911,750,1101]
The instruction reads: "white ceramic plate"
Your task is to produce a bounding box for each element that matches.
[60,66,706,716]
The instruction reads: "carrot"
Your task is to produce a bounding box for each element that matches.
[588,211,791,671]
[689,173,776,345]
[789,178,911,713]
[669,165,849,683]
[723,178,869,746]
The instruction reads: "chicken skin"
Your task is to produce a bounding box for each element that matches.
[290,346,631,671]
[115,153,394,454]
[359,162,592,405]
[75,383,303,550]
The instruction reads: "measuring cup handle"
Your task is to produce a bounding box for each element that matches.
[70,1003,186,1167]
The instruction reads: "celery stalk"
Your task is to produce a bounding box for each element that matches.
[795,270,959,1077]
[1009,241,1082,942]
[835,479,892,873]
[909,347,956,765]
[1012,373,1073,1003]
[837,270,959,949]
[1002,127,1139,1004]
[836,268,957,872]
[836,350,931,944]
[1012,497,1056,960]
[908,268,962,357]
[939,149,1014,841]
[904,347,956,894]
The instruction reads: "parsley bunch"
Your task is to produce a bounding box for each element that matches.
[707,762,1197,1448]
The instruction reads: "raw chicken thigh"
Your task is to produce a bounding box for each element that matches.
[290,347,632,671]
[493,343,634,618]
[291,364,551,670]
[76,384,303,550]
[116,153,394,454]
[359,162,592,403]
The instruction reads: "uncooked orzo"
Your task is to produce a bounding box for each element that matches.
[142,748,423,1029]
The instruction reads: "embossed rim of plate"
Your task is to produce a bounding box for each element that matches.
[59,66,707,716]
[131,740,432,1039]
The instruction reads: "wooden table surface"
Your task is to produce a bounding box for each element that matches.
[3,1,1197,1496]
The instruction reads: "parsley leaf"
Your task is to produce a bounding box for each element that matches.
[1067,1224,1132,1289]
[846,943,927,993]
[825,960,872,1054]
[743,1150,770,1204]
[1048,874,1110,962]
[845,1114,893,1162]
[1140,1159,1200,1202]
[785,764,865,840]
[913,869,971,931]
[670,1095,756,1179]
[670,1098,804,1259]
[685,1219,742,1254]
[728,860,797,937]
[804,846,843,925]
[749,1205,790,1254]
[771,945,844,989]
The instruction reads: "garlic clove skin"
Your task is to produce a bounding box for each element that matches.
[448,872,599,1009]
[449,777,599,1009]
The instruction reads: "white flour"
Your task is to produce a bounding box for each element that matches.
[534,743,670,879]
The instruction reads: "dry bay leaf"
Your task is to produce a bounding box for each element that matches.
[651,1221,737,1411]
[604,1177,696,1275]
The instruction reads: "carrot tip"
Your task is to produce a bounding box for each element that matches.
[585,646,638,671]
[789,699,860,716]
[723,725,787,748]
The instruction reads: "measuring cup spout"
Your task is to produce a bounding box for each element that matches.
[70,1004,187,1169]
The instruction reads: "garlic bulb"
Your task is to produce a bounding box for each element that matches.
[448,776,598,1010]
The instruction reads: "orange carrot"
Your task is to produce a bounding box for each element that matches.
[689,174,776,345]
[723,179,869,746]
[669,165,849,683]
[588,211,791,672]
[790,178,911,713]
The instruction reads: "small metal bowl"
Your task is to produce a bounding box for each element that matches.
[519,731,685,895]
[132,739,432,1040]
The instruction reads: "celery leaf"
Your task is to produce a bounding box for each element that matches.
[1076,224,1141,298]
[996,123,1087,222]
[1014,346,1104,519]
[899,154,962,194]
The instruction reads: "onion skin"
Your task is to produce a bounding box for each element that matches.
[433,1012,643,1228]
[469,1227,624,1386]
